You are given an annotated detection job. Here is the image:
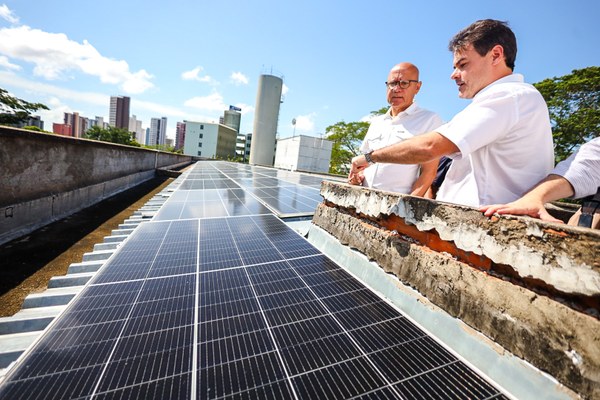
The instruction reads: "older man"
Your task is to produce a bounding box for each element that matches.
[350,20,554,207]
[349,63,443,195]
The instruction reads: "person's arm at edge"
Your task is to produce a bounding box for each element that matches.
[480,174,575,223]
[350,131,458,174]
[410,158,439,197]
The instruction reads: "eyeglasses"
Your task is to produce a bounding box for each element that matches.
[385,80,419,89]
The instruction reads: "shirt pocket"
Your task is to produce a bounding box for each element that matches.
[390,127,411,144]
[366,135,385,150]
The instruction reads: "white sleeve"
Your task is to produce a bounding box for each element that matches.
[552,137,600,198]
[436,91,518,159]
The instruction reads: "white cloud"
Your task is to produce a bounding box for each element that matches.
[181,66,217,85]
[282,84,289,96]
[0,25,154,94]
[0,55,20,70]
[0,70,188,123]
[135,99,187,118]
[37,97,71,127]
[230,72,248,86]
[293,113,316,132]
[0,70,107,105]
[234,103,254,116]
[0,4,18,24]
[184,92,227,112]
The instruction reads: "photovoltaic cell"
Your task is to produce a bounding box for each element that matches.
[0,161,510,400]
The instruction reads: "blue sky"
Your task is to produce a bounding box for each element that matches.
[0,0,598,141]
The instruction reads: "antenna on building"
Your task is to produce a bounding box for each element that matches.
[292,118,296,138]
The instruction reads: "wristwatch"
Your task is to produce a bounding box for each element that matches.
[364,151,376,165]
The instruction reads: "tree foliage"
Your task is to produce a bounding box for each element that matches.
[534,66,600,162]
[84,125,140,146]
[326,107,388,174]
[326,121,370,174]
[0,88,48,125]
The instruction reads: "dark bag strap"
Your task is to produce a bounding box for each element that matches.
[578,187,600,228]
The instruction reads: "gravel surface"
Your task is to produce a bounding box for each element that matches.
[0,177,173,317]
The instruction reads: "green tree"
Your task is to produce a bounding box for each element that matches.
[84,125,140,146]
[0,88,48,125]
[534,66,600,162]
[326,107,388,174]
[326,121,370,174]
[22,126,46,132]
[143,143,176,152]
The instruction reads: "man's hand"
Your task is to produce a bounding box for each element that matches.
[350,154,368,176]
[480,195,563,223]
[480,175,574,224]
[347,170,364,185]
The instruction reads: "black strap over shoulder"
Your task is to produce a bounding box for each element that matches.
[578,187,600,228]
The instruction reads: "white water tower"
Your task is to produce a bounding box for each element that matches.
[249,74,283,166]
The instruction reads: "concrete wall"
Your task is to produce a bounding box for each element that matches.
[313,181,600,399]
[0,127,191,245]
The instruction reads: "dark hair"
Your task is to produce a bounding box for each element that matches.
[449,19,517,71]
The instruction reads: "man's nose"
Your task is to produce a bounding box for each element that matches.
[450,68,460,80]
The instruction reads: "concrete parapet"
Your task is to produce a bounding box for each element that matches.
[0,127,191,245]
[313,181,600,399]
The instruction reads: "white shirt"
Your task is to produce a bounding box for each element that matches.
[552,137,600,199]
[436,74,554,207]
[359,103,443,193]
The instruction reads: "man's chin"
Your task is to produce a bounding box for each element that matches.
[457,89,470,99]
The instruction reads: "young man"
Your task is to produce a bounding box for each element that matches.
[349,62,443,195]
[349,20,554,207]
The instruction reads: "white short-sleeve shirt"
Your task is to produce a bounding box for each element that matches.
[359,103,443,193]
[552,137,600,199]
[436,74,554,207]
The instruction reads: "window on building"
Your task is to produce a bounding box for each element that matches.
[197,151,202,156]
[198,142,202,147]
[199,133,203,138]
[200,124,204,130]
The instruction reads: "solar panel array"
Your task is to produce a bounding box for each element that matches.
[0,162,510,399]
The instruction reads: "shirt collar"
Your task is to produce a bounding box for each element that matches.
[386,101,419,119]
[474,73,525,99]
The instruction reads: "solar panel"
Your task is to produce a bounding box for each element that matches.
[0,161,510,399]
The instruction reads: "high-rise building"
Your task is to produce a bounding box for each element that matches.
[149,117,167,146]
[109,96,130,129]
[175,122,186,150]
[249,74,283,166]
[14,115,44,130]
[88,116,106,130]
[223,106,242,133]
[64,112,87,138]
[129,115,144,144]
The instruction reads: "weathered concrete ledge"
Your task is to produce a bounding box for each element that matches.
[314,181,600,399]
[0,127,192,245]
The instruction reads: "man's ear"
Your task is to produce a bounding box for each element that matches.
[490,44,505,66]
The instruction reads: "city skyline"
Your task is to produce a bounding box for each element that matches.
[0,1,599,141]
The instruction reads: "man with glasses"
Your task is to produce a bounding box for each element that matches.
[350,20,554,207]
[348,62,443,196]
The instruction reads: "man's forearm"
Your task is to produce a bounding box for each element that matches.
[526,174,575,204]
[370,132,451,165]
